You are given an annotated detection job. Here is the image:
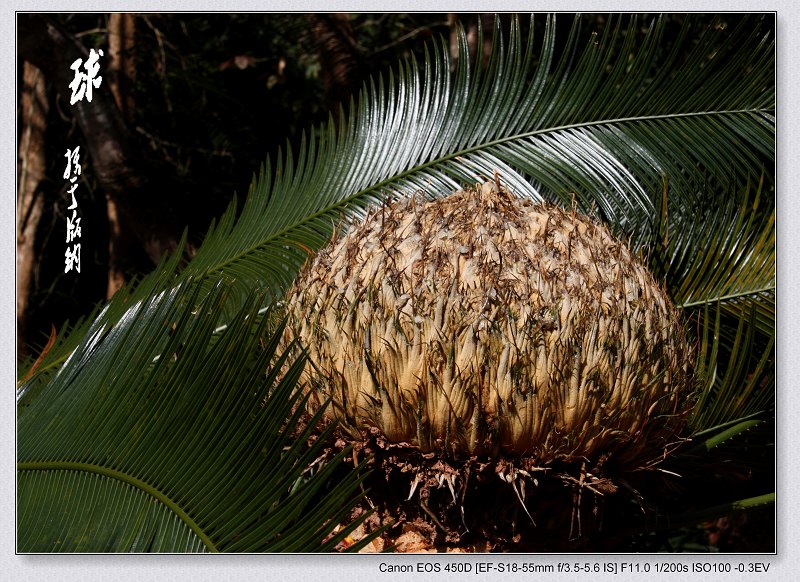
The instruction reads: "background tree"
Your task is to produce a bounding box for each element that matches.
[105,12,138,297]
[16,61,49,356]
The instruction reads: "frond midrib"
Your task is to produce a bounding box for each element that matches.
[18,460,217,553]
[677,283,775,309]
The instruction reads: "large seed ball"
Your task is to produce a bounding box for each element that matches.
[285,183,694,465]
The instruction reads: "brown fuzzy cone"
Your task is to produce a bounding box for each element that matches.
[285,182,694,466]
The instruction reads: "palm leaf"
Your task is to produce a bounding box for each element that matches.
[690,302,774,430]
[17,234,189,393]
[648,175,775,339]
[17,279,371,552]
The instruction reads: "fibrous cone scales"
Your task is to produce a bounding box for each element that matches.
[286,182,694,466]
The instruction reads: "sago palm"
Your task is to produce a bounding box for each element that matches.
[17,13,774,552]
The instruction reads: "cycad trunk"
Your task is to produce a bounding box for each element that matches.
[286,183,696,550]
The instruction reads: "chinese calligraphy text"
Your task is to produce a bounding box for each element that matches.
[69,48,104,104]
[64,147,82,274]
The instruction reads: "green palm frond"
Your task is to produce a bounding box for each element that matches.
[183,14,772,307]
[18,13,775,552]
[18,279,371,552]
[648,175,774,337]
[17,234,189,393]
[691,302,774,430]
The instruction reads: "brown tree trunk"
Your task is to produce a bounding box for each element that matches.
[108,13,137,124]
[17,61,49,358]
[448,14,492,71]
[307,13,360,116]
[105,13,138,298]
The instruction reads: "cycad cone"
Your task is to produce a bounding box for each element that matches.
[287,182,693,466]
